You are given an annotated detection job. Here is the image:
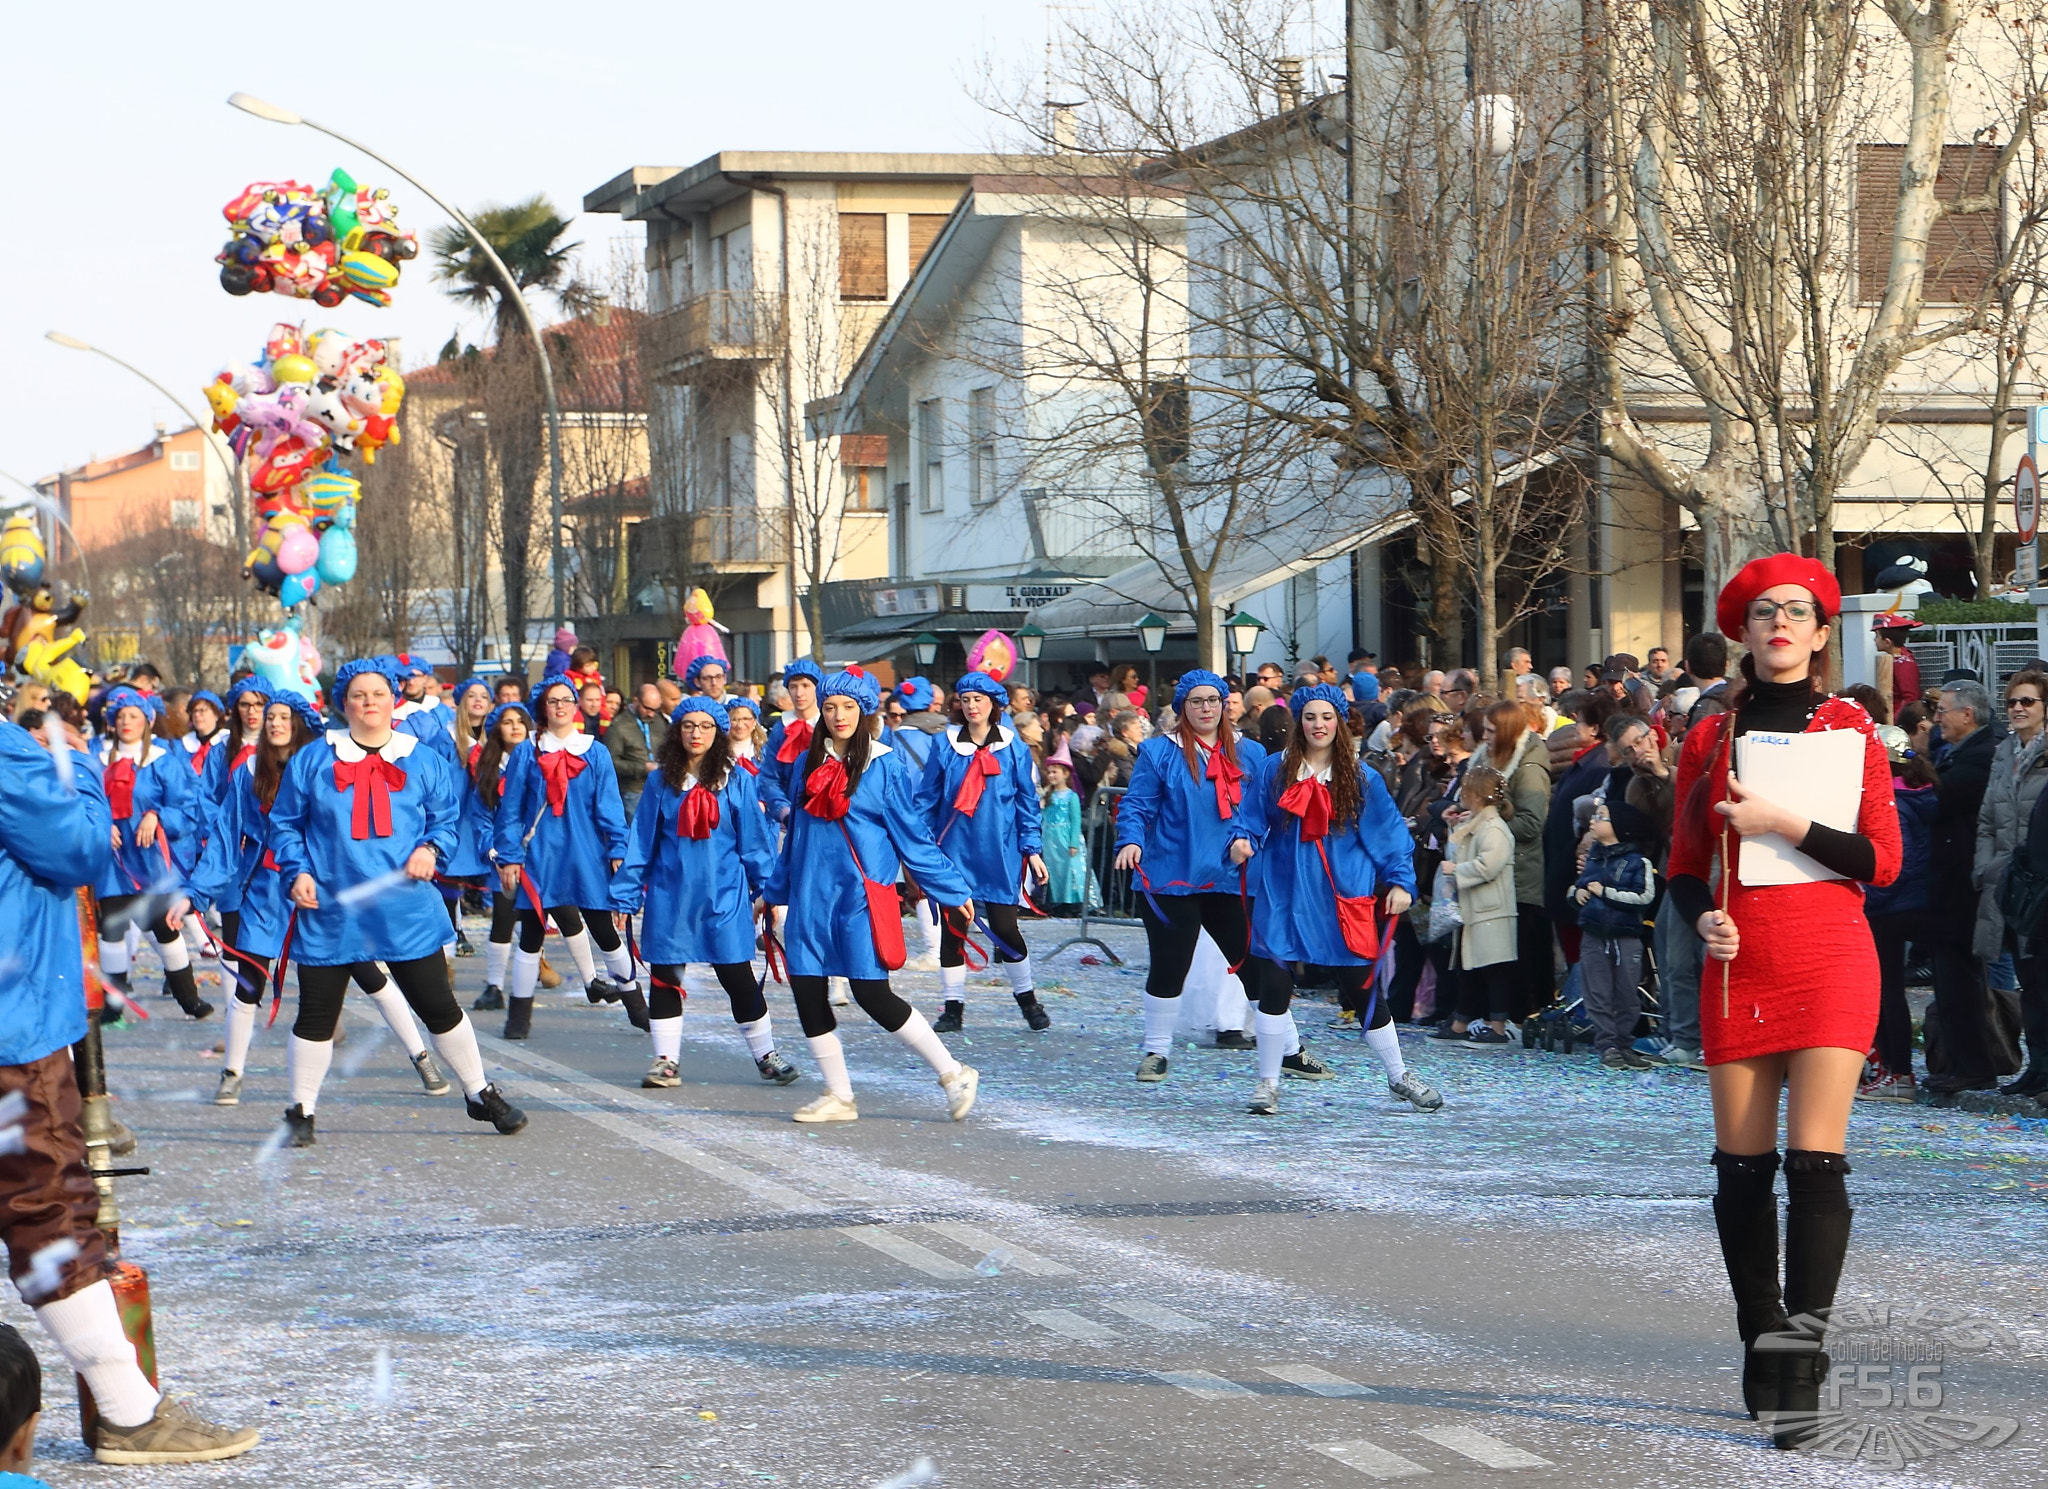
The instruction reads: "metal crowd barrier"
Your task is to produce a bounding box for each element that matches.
[1047,785,1139,964]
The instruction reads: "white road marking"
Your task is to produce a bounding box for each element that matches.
[1152,1369,1253,1399]
[838,1226,976,1279]
[1104,1300,1208,1333]
[1023,1309,1119,1341]
[1260,1363,1378,1397]
[1412,1426,1554,1469]
[922,1221,1076,1276]
[1313,1439,1433,1480]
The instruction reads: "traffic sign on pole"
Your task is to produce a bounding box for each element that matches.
[2017,454,2040,545]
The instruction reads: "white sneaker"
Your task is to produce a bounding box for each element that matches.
[793,1091,859,1123]
[828,979,852,1007]
[1662,1045,1707,1070]
[903,951,941,972]
[1247,1078,1280,1115]
[940,1064,980,1121]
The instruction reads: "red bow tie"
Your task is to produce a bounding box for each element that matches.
[104,757,137,820]
[334,753,407,840]
[803,755,851,820]
[776,717,814,764]
[1277,775,1332,842]
[233,742,258,772]
[466,741,485,776]
[677,784,721,839]
[952,746,1002,816]
[737,755,759,775]
[190,740,214,775]
[1204,744,1243,819]
[537,747,587,816]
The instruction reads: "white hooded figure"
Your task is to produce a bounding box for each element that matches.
[1175,931,1251,1038]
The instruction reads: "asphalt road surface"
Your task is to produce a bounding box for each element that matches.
[30,923,2048,1488]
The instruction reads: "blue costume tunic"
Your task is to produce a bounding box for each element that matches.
[762,739,971,980]
[1232,752,1417,966]
[758,713,817,821]
[267,728,460,966]
[95,739,198,899]
[200,733,261,815]
[1112,733,1267,897]
[492,731,630,909]
[611,763,778,965]
[183,761,294,958]
[917,724,1043,905]
[0,722,110,1066]
[442,741,499,881]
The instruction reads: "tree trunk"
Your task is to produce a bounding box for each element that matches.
[1691,463,1779,612]
[1419,489,1465,669]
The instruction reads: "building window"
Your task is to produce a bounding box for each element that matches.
[840,214,888,299]
[918,398,945,513]
[909,214,951,274]
[170,499,202,530]
[844,467,888,512]
[969,387,997,505]
[168,450,201,471]
[1144,377,1190,471]
[1857,144,2002,305]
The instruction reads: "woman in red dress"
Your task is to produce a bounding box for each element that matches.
[1667,555,1901,1449]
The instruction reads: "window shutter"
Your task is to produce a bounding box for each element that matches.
[1857,144,2001,305]
[840,214,888,299]
[908,214,950,273]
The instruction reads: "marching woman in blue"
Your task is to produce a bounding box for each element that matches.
[201,677,274,813]
[1112,669,1268,1082]
[177,690,228,780]
[1231,684,1443,1116]
[762,668,982,1124]
[463,699,532,1013]
[173,692,449,1108]
[267,657,526,1146]
[611,696,799,1091]
[918,671,1052,1033]
[436,675,498,959]
[492,677,644,1040]
[93,687,211,1020]
[760,658,824,823]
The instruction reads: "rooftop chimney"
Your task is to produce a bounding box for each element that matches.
[1048,100,1084,152]
[1276,57,1304,113]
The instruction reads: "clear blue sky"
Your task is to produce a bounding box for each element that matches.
[3,1,1040,484]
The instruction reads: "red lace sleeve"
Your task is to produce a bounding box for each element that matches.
[1667,714,1728,884]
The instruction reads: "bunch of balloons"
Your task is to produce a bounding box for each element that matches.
[215,169,418,308]
[207,322,406,607]
[0,512,91,702]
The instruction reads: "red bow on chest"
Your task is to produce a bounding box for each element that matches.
[466,741,484,777]
[333,754,407,840]
[952,746,1002,815]
[1277,776,1332,842]
[537,747,586,816]
[677,783,721,839]
[232,742,258,773]
[190,740,214,776]
[803,756,851,820]
[1204,744,1243,819]
[104,758,137,820]
[776,717,814,764]
[736,755,759,775]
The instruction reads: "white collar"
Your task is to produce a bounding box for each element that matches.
[112,739,154,765]
[392,699,421,717]
[416,695,443,712]
[732,738,755,759]
[327,728,420,764]
[825,737,894,761]
[538,730,596,758]
[1294,759,1332,784]
[946,723,1010,756]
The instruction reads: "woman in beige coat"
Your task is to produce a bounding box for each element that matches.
[1447,765,1520,1045]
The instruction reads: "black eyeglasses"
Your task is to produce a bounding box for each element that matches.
[1746,598,1819,623]
[2008,697,2041,711]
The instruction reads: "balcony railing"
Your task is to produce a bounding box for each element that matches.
[632,507,789,576]
[640,292,787,383]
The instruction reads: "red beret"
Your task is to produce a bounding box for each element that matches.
[1716,554,1842,641]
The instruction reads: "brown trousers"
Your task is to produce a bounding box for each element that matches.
[0,1048,108,1305]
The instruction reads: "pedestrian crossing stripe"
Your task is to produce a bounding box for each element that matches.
[1260,1363,1377,1397]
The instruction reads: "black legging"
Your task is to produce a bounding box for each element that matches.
[1868,911,1925,1077]
[221,911,389,1006]
[1385,918,1426,1023]
[940,903,1027,966]
[293,955,460,1042]
[489,891,518,945]
[1138,891,1252,1000]
[789,975,912,1038]
[97,892,205,1015]
[650,963,767,1024]
[1459,959,1519,1023]
[516,905,621,956]
[1252,958,1395,1027]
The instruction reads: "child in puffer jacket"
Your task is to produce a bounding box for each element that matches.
[1574,798,1658,1067]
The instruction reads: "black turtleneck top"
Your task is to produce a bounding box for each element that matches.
[1666,675,1878,927]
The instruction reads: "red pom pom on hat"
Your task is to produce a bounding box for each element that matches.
[1715,553,1842,641]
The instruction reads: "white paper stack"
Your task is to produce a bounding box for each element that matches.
[1733,730,1866,886]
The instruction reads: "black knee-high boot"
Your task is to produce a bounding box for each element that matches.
[1774,1149,1852,1449]
[1710,1149,1785,1419]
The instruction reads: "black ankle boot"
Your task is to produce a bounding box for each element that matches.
[1711,1149,1786,1419]
[166,965,213,1021]
[503,997,534,1041]
[1015,990,1051,1031]
[932,1001,964,1033]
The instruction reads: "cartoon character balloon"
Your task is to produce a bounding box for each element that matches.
[966,629,1017,682]
[216,170,418,306]
[675,587,728,668]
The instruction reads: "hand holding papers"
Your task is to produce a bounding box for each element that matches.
[1731,730,1866,886]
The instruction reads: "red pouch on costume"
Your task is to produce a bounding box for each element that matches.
[838,822,907,971]
[1317,840,1381,960]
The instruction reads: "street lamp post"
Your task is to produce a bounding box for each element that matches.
[1017,620,1045,693]
[1224,609,1266,682]
[227,90,569,654]
[912,631,941,670]
[1136,611,1168,705]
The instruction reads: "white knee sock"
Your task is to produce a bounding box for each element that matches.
[916,897,941,955]
[158,935,190,973]
[1142,993,1179,1058]
[511,948,541,1001]
[365,983,428,1058]
[288,1036,334,1114]
[1004,954,1034,996]
[34,1280,161,1428]
[181,919,209,958]
[561,928,598,984]
[224,997,260,1075]
[650,1015,684,1063]
[98,939,131,977]
[892,1008,961,1079]
[737,1013,775,1060]
[123,925,142,961]
[1365,1020,1407,1082]
[1254,1010,1291,1083]
[602,939,635,983]
[939,964,966,1003]
[486,938,511,988]
[428,1015,490,1097]
[807,1032,853,1099]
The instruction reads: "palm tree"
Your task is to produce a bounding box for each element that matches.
[431,196,593,671]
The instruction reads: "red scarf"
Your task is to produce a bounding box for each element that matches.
[952,745,1002,815]
[776,716,814,764]
[1203,742,1243,820]
[676,783,721,839]
[190,738,215,775]
[736,755,759,775]
[803,755,852,820]
[536,746,587,816]
[233,741,259,772]
[1277,775,1332,842]
[104,757,137,820]
[333,753,407,839]
[466,741,485,776]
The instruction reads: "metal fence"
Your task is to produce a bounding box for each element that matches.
[1907,624,2042,695]
[1047,785,1141,962]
